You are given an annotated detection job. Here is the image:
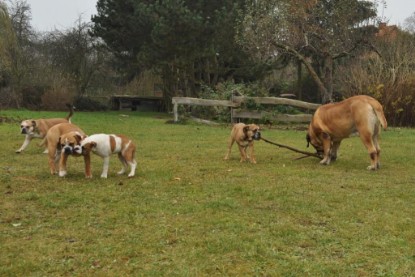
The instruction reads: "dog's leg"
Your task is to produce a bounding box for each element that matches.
[248,142,256,164]
[373,126,381,169]
[224,138,235,160]
[359,131,378,170]
[84,153,92,178]
[16,135,32,153]
[101,156,110,178]
[59,153,69,177]
[319,133,332,165]
[38,137,48,154]
[48,148,59,175]
[117,153,127,175]
[127,159,137,177]
[123,150,137,177]
[330,141,341,162]
[237,144,248,162]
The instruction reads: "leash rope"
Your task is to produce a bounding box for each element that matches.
[260,137,322,160]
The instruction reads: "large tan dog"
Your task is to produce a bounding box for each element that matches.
[45,123,91,178]
[224,123,261,163]
[306,95,387,170]
[17,104,74,153]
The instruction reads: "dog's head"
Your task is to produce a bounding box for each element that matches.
[20,120,37,135]
[58,131,86,156]
[80,140,97,156]
[243,124,261,141]
[306,126,324,156]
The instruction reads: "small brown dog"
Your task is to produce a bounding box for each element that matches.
[45,123,91,177]
[224,123,261,163]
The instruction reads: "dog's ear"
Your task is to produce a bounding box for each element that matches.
[73,132,87,144]
[74,134,83,143]
[306,133,311,148]
[243,126,250,133]
[31,120,36,127]
[82,142,96,151]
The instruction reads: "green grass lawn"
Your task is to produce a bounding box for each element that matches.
[1,110,414,276]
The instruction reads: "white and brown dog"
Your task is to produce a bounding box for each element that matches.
[81,134,137,178]
[45,122,91,178]
[224,123,261,163]
[306,95,387,170]
[17,104,74,153]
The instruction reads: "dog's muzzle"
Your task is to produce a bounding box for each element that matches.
[63,146,74,155]
[21,128,27,134]
[253,131,261,140]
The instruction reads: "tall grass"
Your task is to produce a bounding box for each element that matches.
[1,110,414,276]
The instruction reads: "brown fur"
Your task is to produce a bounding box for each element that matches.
[224,123,260,163]
[45,123,91,177]
[306,95,387,170]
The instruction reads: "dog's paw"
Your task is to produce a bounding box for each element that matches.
[319,160,330,165]
[128,173,135,178]
[367,165,378,171]
[59,170,67,177]
[85,174,92,178]
[15,149,22,153]
[100,174,108,179]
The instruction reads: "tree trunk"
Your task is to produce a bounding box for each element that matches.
[297,60,302,100]
[272,42,329,104]
[161,64,177,112]
[322,54,333,103]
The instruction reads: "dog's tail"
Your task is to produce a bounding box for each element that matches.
[65,103,75,123]
[369,98,388,129]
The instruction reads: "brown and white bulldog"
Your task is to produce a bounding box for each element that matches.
[224,123,261,163]
[45,122,91,178]
[81,134,137,178]
[17,104,74,153]
[306,95,387,170]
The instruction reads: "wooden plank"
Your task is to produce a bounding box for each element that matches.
[232,110,312,123]
[172,97,238,108]
[233,96,320,110]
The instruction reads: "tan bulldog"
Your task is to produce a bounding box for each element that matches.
[45,123,91,177]
[17,104,74,153]
[224,123,261,163]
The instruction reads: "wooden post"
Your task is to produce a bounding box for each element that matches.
[230,92,234,124]
[173,102,178,122]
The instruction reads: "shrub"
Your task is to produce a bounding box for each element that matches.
[73,96,109,111]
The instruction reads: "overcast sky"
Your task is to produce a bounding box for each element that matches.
[27,0,415,32]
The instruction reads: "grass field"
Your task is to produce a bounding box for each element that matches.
[1,110,414,276]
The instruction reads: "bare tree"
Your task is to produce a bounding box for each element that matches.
[0,0,33,107]
[238,0,379,103]
[403,12,415,34]
[41,18,107,98]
